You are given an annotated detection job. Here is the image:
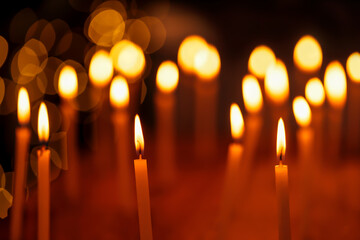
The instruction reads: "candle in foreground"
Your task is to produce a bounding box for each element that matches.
[275,118,291,240]
[10,88,31,240]
[134,115,153,240]
[37,102,51,240]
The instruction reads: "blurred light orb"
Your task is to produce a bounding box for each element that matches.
[194,44,221,80]
[248,45,276,79]
[242,74,263,113]
[156,60,179,93]
[109,75,129,108]
[324,61,347,108]
[230,103,244,141]
[292,96,312,127]
[264,60,289,104]
[305,78,325,107]
[58,65,78,99]
[293,35,322,72]
[346,52,360,82]
[89,50,113,87]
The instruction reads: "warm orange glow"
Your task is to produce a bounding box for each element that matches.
[292,96,312,127]
[242,74,263,113]
[230,103,244,141]
[248,45,276,79]
[17,87,30,125]
[293,35,322,72]
[346,52,360,82]
[134,114,144,155]
[156,60,179,93]
[110,40,145,80]
[58,65,78,99]
[177,35,208,74]
[38,102,49,143]
[324,61,347,108]
[194,44,221,80]
[305,78,325,107]
[89,50,113,87]
[264,60,289,104]
[109,76,129,109]
[276,118,286,161]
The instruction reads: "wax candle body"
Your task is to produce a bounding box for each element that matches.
[37,147,50,240]
[275,164,291,240]
[134,158,153,240]
[10,127,31,240]
[346,82,360,154]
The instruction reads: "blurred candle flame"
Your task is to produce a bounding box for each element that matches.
[156,60,179,93]
[134,114,144,156]
[264,60,289,104]
[248,45,276,79]
[293,35,322,72]
[230,103,244,141]
[58,65,78,99]
[89,50,114,87]
[346,52,360,82]
[109,76,129,108]
[305,77,325,107]
[38,102,49,143]
[276,118,286,162]
[324,61,347,108]
[292,96,312,127]
[242,74,263,113]
[194,44,221,80]
[17,87,30,125]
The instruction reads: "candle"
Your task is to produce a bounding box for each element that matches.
[37,102,51,240]
[10,87,31,240]
[275,118,291,240]
[248,45,276,80]
[58,65,79,202]
[134,115,153,240]
[155,60,179,185]
[217,103,244,238]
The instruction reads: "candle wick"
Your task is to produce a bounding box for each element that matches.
[139,154,142,160]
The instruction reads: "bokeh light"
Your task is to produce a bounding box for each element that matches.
[293,35,322,72]
[58,65,78,99]
[242,74,263,114]
[89,50,113,87]
[109,76,129,109]
[264,59,289,104]
[230,103,244,141]
[305,78,325,107]
[346,52,360,82]
[324,61,347,108]
[292,96,312,127]
[156,60,179,93]
[194,44,221,80]
[248,45,276,79]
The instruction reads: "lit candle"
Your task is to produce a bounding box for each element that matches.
[155,60,179,185]
[37,102,51,240]
[248,45,276,80]
[275,118,291,240]
[134,115,153,240]
[10,87,31,240]
[58,65,79,202]
[89,50,114,88]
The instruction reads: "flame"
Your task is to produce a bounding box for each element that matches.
[134,114,144,155]
[156,60,179,93]
[17,87,30,125]
[242,74,263,113]
[324,61,347,108]
[58,65,78,99]
[305,78,325,107]
[230,103,244,141]
[293,35,322,72]
[276,118,286,162]
[89,50,114,87]
[109,76,129,108]
[248,45,276,79]
[264,59,289,104]
[177,35,208,74]
[292,96,312,127]
[193,44,221,80]
[346,52,360,82]
[38,102,49,143]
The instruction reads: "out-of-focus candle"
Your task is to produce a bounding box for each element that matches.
[89,50,113,88]
[248,45,276,79]
[293,35,322,73]
[134,115,153,240]
[37,102,51,240]
[275,118,291,240]
[193,44,221,80]
[10,88,31,240]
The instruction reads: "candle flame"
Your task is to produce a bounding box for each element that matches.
[156,60,179,93]
[264,59,289,104]
[305,78,325,107]
[293,35,322,72]
[230,103,244,141]
[134,114,144,156]
[38,102,49,143]
[58,65,78,99]
[17,87,30,125]
[109,76,129,108]
[194,44,221,80]
[346,52,360,82]
[292,96,312,127]
[248,45,276,79]
[89,50,114,87]
[276,118,286,162]
[324,61,347,108]
[242,74,263,113]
